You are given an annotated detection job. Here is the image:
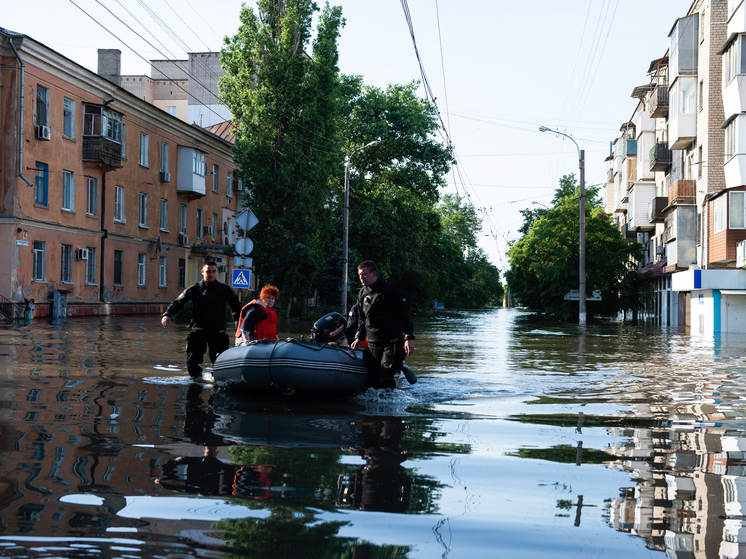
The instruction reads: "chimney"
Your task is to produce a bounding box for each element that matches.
[97,49,121,85]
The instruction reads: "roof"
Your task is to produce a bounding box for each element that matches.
[204,120,236,144]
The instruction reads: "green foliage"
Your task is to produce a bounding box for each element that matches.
[221,2,502,311]
[506,174,641,320]
[220,0,346,312]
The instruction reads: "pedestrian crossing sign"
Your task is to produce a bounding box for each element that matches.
[231,268,252,289]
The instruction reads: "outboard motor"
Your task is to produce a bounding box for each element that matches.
[310,312,347,344]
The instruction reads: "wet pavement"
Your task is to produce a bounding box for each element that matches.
[0,309,745,557]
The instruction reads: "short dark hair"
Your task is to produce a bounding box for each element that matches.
[203,260,218,268]
[358,260,377,274]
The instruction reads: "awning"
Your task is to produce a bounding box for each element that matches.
[719,290,746,295]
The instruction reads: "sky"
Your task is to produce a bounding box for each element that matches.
[3,0,694,272]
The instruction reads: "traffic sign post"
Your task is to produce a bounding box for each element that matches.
[232,268,252,289]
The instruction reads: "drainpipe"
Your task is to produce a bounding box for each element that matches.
[100,172,107,302]
[0,27,34,187]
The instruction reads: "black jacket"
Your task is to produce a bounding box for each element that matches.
[355,278,415,346]
[163,279,241,331]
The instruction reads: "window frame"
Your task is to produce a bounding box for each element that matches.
[114,250,124,285]
[86,248,97,285]
[86,177,98,216]
[730,191,746,229]
[160,199,168,232]
[137,254,146,286]
[159,256,167,287]
[180,204,187,234]
[36,85,49,127]
[63,97,75,138]
[33,241,46,282]
[61,244,73,283]
[35,162,48,206]
[193,150,206,176]
[212,164,219,192]
[62,170,75,212]
[138,193,148,228]
[160,142,169,173]
[196,209,204,239]
[714,195,727,233]
[139,132,149,167]
[114,186,125,223]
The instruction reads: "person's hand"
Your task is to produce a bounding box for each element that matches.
[404,339,414,356]
[161,315,171,327]
[350,339,360,350]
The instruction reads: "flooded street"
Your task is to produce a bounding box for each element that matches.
[1,308,745,558]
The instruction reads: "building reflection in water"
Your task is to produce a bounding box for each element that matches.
[604,387,746,558]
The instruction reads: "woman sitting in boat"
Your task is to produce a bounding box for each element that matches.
[235,285,280,344]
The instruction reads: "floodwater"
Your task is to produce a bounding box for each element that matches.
[0,309,745,558]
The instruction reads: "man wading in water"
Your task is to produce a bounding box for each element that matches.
[161,260,242,380]
[351,260,415,389]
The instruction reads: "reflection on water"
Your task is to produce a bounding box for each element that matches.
[3,311,746,556]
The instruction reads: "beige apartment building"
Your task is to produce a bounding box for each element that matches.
[0,30,245,318]
[607,0,746,333]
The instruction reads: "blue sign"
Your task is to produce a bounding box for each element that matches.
[232,268,252,289]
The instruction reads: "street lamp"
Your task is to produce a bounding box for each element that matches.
[539,125,586,325]
[342,140,378,315]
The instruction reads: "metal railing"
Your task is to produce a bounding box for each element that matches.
[0,293,23,321]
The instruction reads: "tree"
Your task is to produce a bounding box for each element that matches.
[220,0,348,315]
[506,174,641,320]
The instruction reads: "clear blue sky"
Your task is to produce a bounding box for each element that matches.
[4,0,693,270]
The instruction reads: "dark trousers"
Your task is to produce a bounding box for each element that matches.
[186,330,229,377]
[364,342,406,389]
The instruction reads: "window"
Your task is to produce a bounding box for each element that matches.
[180,204,187,233]
[36,85,49,127]
[121,123,126,158]
[63,98,76,138]
[680,77,696,114]
[193,151,206,176]
[226,170,232,197]
[114,186,125,222]
[139,133,149,167]
[724,36,746,83]
[62,171,75,211]
[138,193,148,227]
[698,81,704,112]
[161,142,169,173]
[86,177,98,216]
[212,213,217,240]
[178,259,186,288]
[196,209,204,238]
[86,248,96,284]
[714,195,727,233]
[731,191,746,229]
[61,245,72,283]
[212,164,219,192]
[727,119,738,161]
[160,199,168,231]
[137,254,146,286]
[159,256,167,287]
[83,104,123,142]
[34,162,48,206]
[698,146,703,179]
[166,106,176,116]
[33,241,46,281]
[114,250,124,285]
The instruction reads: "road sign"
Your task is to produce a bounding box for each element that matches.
[234,209,258,232]
[232,268,252,289]
[234,256,253,267]
[235,237,254,256]
[564,289,602,301]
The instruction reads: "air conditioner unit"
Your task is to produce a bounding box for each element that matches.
[178,233,189,246]
[159,171,171,183]
[203,225,213,236]
[75,248,89,260]
[738,241,746,268]
[233,178,242,192]
[36,125,51,140]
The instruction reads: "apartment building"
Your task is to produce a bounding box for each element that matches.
[0,30,243,318]
[607,0,746,333]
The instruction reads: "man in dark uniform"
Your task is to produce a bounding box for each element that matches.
[161,260,242,379]
[350,260,415,389]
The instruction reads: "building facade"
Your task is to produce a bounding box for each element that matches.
[0,30,244,318]
[607,0,746,333]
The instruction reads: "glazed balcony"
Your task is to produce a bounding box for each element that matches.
[648,196,667,223]
[648,86,669,118]
[649,142,672,172]
[668,179,695,206]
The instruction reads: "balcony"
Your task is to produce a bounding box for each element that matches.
[648,86,669,118]
[82,136,122,169]
[649,142,672,172]
[624,139,637,157]
[648,196,667,223]
[668,179,695,206]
